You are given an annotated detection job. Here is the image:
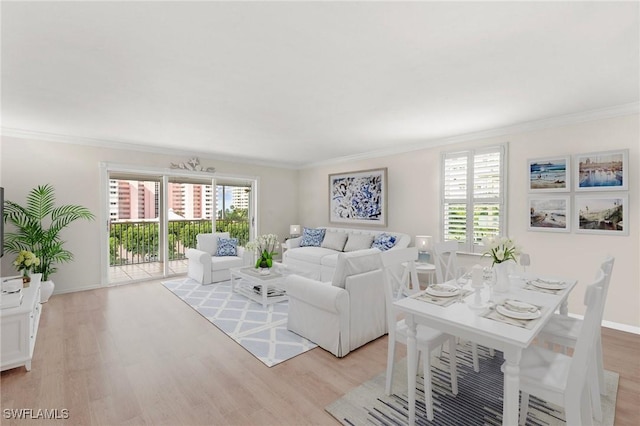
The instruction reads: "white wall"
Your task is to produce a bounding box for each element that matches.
[298,114,639,329]
[0,137,299,294]
[1,114,637,328]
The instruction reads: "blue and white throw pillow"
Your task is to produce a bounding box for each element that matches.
[299,227,326,247]
[216,237,238,256]
[372,233,397,251]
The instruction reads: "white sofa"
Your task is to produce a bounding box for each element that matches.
[185,232,252,284]
[283,227,410,281]
[285,249,387,357]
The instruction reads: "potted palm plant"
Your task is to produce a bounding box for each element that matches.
[2,184,95,302]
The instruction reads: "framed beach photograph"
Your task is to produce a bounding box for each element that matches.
[574,149,628,191]
[528,196,570,232]
[329,168,387,226]
[528,156,570,192]
[574,194,628,235]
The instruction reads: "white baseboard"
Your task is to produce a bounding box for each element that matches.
[568,313,640,335]
[52,284,103,295]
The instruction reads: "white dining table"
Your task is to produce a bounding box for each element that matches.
[393,273,577,425]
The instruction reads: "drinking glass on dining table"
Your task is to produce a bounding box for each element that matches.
[483,266,496,304]
[520,253,531,273]
[455,268,470,303]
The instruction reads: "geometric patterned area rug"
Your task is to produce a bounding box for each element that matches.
[162,278,317,367]
[326,344,619,426]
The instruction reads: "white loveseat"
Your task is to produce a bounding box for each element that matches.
[285,249,387,357]
[283,227,410,281]
[185,232,251,284]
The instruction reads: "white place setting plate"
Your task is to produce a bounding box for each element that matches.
[528,278,567,290]
[496,299,541,320]
[426,283,460,298]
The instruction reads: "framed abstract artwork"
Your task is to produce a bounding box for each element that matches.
[329,168,387,226]
[574,194,628,235]
[528,156,570,192]
[528,196,570,232]
[574,149,628,191]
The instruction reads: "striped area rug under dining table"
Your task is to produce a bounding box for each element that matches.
[326,343,618,425]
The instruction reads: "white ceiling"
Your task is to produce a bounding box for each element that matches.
[2,1,638,168]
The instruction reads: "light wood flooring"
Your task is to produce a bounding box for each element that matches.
[1,278,639,425]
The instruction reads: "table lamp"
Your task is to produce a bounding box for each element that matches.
[415,235,432,263]
[290,224,301,238]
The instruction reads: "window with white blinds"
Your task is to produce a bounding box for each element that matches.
[441,144,507,253]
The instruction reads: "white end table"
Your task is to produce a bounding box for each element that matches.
[415,262,436,286]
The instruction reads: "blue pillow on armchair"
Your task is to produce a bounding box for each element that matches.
[299,227,326,247]
[216,237,238,256]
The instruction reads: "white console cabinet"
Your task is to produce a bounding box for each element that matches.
[1,281,42,372]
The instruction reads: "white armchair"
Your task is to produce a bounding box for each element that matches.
[185,232,251,285]
[285,248,387,357]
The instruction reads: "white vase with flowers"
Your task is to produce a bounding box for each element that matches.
[482,236,520,293]
[13,250,40,287]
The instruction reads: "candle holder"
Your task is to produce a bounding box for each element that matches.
[469,264,489,310]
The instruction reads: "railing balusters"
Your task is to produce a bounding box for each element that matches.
[108,219,249,266]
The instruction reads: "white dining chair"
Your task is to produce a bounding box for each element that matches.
[432,241,488,370]
[385,250,421,299]
[513,270,606,425]
[433,241,463,284]
[536,256,615,421]
[381,248,458,421]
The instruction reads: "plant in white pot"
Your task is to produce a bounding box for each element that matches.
[2,184,95,302]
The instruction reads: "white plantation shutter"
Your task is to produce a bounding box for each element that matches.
[474,152,501,199]
[441,145,507,253]
[443,154,469,244]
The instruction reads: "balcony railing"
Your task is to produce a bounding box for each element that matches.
[109,219,250,266]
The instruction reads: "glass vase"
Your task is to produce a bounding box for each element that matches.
[258,259,271,275]
[22,270,31,287]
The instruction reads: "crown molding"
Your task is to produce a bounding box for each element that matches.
[0,128,300,170]
[301,101,640,169]
[2,101,637,170]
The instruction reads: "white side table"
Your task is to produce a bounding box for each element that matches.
[415,262,436,286]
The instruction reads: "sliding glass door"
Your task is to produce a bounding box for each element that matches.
[102,164,255,286]
[107,174,167,284]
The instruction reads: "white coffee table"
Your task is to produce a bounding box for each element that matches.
[230,262,292,308]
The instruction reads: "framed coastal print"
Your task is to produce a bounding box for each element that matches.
[528,196,570,232]
[574,194,628,235]
[528,156,570,192]
[575,149,628,191]
[329,168,387,226]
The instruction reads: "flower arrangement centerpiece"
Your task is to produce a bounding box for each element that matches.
[481,236,520,293]
[245,234,280,272]
[13,250,40,284]
[481,236,520,266]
